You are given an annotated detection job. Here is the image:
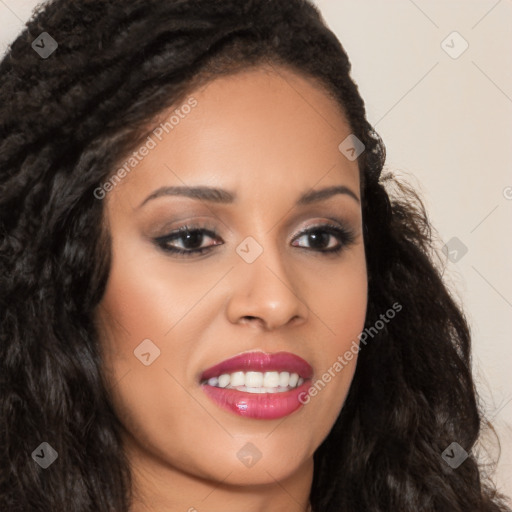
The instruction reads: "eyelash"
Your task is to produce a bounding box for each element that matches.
[154,222,356,258]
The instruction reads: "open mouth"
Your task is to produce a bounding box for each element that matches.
[199,351,313,419]
[200,371,305,393]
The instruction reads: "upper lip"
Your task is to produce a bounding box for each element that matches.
[199,351,313,382]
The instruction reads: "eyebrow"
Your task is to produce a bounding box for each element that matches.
[137,184,360,209]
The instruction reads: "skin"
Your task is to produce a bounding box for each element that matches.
[94,64,368,512]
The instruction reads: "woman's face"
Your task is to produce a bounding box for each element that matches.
[95,64,367,498]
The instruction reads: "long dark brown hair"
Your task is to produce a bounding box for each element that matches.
[1,0,510,510]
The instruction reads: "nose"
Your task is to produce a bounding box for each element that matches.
[225,245,309,331]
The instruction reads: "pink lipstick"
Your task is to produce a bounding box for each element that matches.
[199,351,313,420]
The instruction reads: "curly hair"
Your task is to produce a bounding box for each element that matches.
[0,0,510,511]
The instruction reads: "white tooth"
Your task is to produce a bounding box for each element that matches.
[279,371,290,387]
[213,371,302,390]
[229,384,295,394]
[245,371,263,387]
[230,371,245,387]
[263,371,280,387]
[246,387,267,393]
[217,374,230,388]
[289,373,299,387]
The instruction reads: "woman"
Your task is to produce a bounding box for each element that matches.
[0,0,509,511]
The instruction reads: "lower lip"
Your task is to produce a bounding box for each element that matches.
[201,380,311,419]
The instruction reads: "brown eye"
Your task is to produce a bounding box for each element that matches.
[153,223,355,258]
[154,226,223,256]
[291,224,356,254]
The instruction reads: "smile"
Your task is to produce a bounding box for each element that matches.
[202,370,305,393]
[199,351,313,419]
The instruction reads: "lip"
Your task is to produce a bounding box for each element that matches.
[201,380,312,419]
[199,351,313,381]
[199,351,314,420]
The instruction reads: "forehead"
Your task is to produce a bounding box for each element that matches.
[108,64,360,206]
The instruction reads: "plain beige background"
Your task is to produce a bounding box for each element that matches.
[1,0,511,503]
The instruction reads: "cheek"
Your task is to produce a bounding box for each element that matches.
[312,245,368,346]
[302,249,367,427]
[319,271,367,335]
[93,244,198,412]
[94,260,207,464]
[96,235,221,361]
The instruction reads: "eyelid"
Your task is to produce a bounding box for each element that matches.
[288,217,353,239]
[154,217,353,240]
[153,218,357,258]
